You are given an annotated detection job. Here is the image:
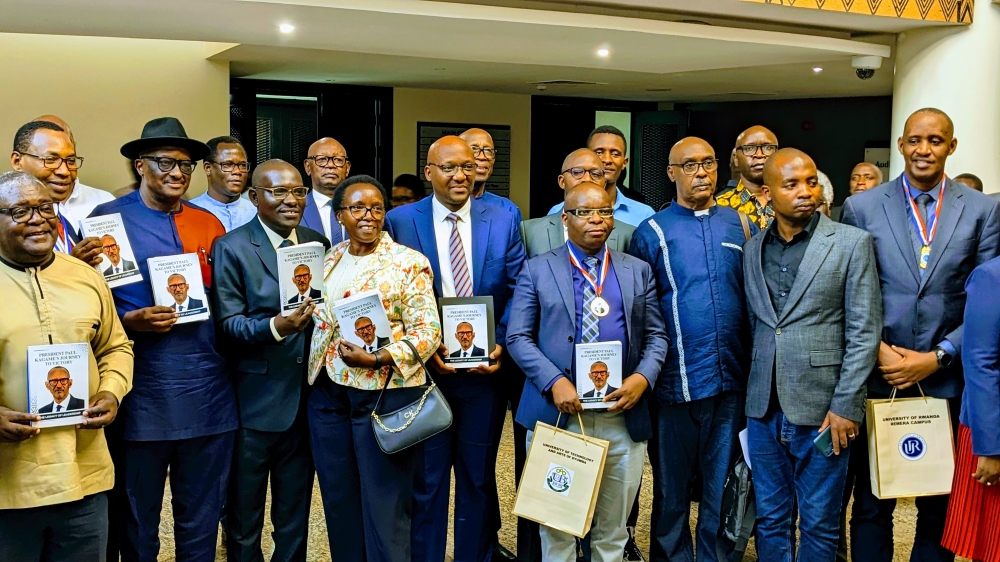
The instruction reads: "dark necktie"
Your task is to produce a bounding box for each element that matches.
[56,405,62,412]
[908,193,933,273]
[917,193,932,227]
[328,205,344,245]
[279,239,294,249]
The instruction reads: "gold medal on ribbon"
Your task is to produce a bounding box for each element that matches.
[919,245,930,269]
[590,296,610,317]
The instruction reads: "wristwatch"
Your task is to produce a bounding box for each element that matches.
[934,346,952,368]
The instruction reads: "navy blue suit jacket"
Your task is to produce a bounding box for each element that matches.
[300,192,343,245]
[211,219,331,432]
[506,246,668,442]
[842,175,1000,398]
[384,196,526,344]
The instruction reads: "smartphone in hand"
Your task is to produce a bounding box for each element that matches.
[813,426,835,458]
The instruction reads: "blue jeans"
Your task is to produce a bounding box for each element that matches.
[748,410,850,562]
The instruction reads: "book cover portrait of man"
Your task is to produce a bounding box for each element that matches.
[38,366,85,413]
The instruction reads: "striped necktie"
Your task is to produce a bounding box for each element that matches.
[446,213,473,297]
[581,256,600,343]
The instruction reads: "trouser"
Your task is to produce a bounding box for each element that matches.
[115,431,235,562]
[505,366,543,562]
[412,374,507,562]
[748,410,850,562]
[579,476,642,561]
[528,410,645,562]
[309,374,424,562]
[849,394,960,562]
[225,408,314,562]
[0,492,109,562]
[836,458,855,562]
[649,392,742,562]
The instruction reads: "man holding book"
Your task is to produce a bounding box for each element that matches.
[0,170,134,562]
[507,181,667,561]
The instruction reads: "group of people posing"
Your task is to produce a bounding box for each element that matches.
[0,105,998,562]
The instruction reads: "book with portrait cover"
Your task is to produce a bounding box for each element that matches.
[575,342,623,409]
[332,290,393,353]
[277,242,326,316]
[439,296,495,369]
[147,254,210,324]
[80,213,143,288]
[26,343,90,428]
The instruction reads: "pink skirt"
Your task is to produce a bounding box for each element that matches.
[941,424,1000,562]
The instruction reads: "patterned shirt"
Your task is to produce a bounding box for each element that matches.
[716,179,774,229]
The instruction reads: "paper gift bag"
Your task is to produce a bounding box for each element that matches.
[866,387,955,499]
[512,413,610,538]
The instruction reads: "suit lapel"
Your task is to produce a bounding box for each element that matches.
[412,199,442,295]
[919,181,965,291]
[549,246,576,322]
[302,193,323,235]
[545,215,563,252]
[470,202,490,295]
[882,179,921,286]
[249,220,279,281]
[609,250,634,337]
[777,216,834,324]
[747,234,777,326]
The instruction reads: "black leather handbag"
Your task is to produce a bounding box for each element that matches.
[370,339,453,454]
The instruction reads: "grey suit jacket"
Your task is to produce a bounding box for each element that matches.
[519,214,634,258]
[842,177,1000,398]
[743,214,882,426]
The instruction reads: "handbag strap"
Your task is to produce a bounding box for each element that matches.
[553,411,587,438]
[373,339,435,412]
[738,211,752,242]
[887,383,927,406]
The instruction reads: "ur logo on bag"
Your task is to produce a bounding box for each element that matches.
[545,463,574,496]
[898,434,927,461]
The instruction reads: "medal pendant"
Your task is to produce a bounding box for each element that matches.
[919,245,930,269]
[590,296,610,317]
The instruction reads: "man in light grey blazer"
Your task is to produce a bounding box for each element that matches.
[743,148,881,562]
[520,209,634,257]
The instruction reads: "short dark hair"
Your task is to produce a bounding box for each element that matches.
[907,107,955,137]
[333,174,387,210]
[205,136,244,162]
[13,121,65,153]
[587,125,627,152]
[954,173,984,192]
[393,173,425,198]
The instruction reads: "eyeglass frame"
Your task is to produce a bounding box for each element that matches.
[668,159,719,176]
[45,377,72,387]
[305,155,349,169]
[253,186,310,200]
[561,167,606,180]
[564,207,614,219]
[427,162,477,177]
[16,152,84,171]
[141,156,197,175]
[338,204,386,220]
[0,203,58,224]
[470,146,497,160]
[737,144,779,157]
[207,160,250,173]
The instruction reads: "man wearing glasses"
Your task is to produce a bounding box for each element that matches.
[301,137,351,245]
[385,135,526,562]
[629,137,758,562]
[213,158,330,562]
[89,117,237,562]
[548,148,655,229]
[10,120,104,267]
[190,136,256,232]
[716,125,779,229]
[459,128,523,223]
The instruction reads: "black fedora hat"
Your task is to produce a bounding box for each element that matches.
[120,117,210,161]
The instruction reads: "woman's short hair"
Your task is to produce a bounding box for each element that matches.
[332,175,387,210]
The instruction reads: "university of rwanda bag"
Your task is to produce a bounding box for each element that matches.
[866,386,955,499]
[512,412,609,538]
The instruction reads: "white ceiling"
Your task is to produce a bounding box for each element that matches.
[0,0,904,101]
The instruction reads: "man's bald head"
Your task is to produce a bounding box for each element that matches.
[904,108,954,139]
[33,115,74,142]
[564,181,611,207]
[762,148,821,224]
[425,136,476,211]
[459,128,491,143]
[763,148,814,186]
[252,159,302,188]
[558,149,606,191]
[734,125,779,185]
[304,137,350,196]
[849,162,883,195]
[428,135,475,165]
[0,170,46,207]
[459,128,495,185]
[669,137,717,211]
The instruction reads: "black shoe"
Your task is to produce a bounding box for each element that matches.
[623,533,644,561]
[492,542,517,561]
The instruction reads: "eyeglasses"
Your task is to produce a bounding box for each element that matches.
[669,159,719,176]
[562,167,606,180]
[339,205,386,220]
[102,243,119,251]
[46,378,71,387]
[306,155,349,168]
[254,186,309,199]
[167,283,187,290]
[428,163,476,177]
[470,146,497,159]
[589,370,609,376]
[456,330,474,336]
[737,144,778,157]
[293,273,311,280]
[0,203,58,223]
[142,157,196,175]
[355,324,376,334]
[565,208,614,219]
[18,153,84,170]
[209,161,250,173]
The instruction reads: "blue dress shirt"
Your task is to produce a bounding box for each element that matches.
[548,189,656,228]
[477,191,523,223]
[190,192,258,232]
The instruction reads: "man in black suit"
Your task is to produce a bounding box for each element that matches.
[581,361,618,399]
[166,274,204,311]
[354,316,389,352]
[100,235,136,276]
[212,159,331,562]
[448,322,485,358]
[38,366,85,413]
[286,264,322,305]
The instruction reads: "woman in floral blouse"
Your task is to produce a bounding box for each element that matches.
[307,174,441,562]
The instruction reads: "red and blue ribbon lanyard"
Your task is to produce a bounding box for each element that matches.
[54,212,75,254]
[567,244,611,316]
[902,174,945,270]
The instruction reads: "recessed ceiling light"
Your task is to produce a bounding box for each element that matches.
[279,23,295,34]
[813,67,823,73]
[597,48,610,57]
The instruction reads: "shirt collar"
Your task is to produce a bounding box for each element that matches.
[431,194,472,223]
[566,240,607,266]
[258,217,299,249]
[611,188,635,212]
[312,189,333,209]
[198,193,246,209]
[68,179,82,202]
[903,174,944,202]
[766,211,820,244]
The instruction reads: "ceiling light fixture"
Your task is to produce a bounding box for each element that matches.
[597,48,610,57]
[813,67,823,73]
[279,23,295,34]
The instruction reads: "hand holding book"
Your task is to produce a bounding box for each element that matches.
[0,407,40,442]
[604,374,649,412]
[71,237,104,268]
[78,391,119,429]
[274,298,316,338]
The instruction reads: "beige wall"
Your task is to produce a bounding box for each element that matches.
[0,33,230,197]
[393,88,531,214]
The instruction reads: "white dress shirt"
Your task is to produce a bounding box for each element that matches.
[259,217,299,341]
[431,195,473,298]
[176,297,193,312]
[312,190,334,242]
[59,180,115,232]
[593,388,604,399]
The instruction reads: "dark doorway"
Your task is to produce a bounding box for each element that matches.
[230,79,393,184]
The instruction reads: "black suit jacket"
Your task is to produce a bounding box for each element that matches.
[39,395,85,413]
[287,288,322,305]
[174,297,203,311]
[449,345,486,358]
[212,220,331,432]
[582,385,618,398]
